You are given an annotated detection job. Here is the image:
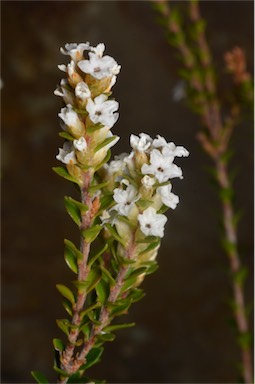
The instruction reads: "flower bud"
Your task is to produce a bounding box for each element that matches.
[58,104,85,138]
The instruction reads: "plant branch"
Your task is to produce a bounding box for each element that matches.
[153,1,253,382]
[59,171,94,378]
[78,232,136,362]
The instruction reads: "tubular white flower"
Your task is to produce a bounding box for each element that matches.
[58,104,84,132]
[73,137,87,152]
[78,52,121,80]
[141,175,156,189]
[56,142,76,164]
[90,43,105,58]
[153,135,189,157]
[113,184,140,217]
[141,149,183,183]
[54,79,74,105]
[60,42,90,61]
[138,207,167,238]
[157,184,179,209]
[130,133,152,152]
[104,153,129,175]
[86,94,119,128]
[75,82,91,100]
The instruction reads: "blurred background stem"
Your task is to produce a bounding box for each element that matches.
[153,1,253,382]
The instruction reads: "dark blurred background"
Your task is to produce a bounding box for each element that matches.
[1,1,254,383]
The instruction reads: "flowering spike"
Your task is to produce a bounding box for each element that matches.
[32,41,189,383]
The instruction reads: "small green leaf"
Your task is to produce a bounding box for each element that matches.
[66,372,92,383]
[53,338,65,352]
[96,332,115,342]
[59,131,74,141]
[127,267,147,279]
[82,225,102,243]
[136,199,154,209]
[109,298,132,316]
[104,322,135,333]
[87,310,101,325]
[53,365,70,377]
[52,167,80,185]
[121,276,137,292]
[62,299,73,316]
[136,236,159,244]
[31,371,48,383]
[74,108,88,115]
[65,196,88,213]
[100,265,116,286]
[56,319,70,336]
[105,223,125,246]
[233,267,248,286]
[86,123,104,134]
[222,238,237,255]
[64,248,78,274]
[99,193,114,211]
[95,279,109,304]
[237,331,252,349]
[56,284,75,305]
[64,239,83,261]
[157,204,169,214]
[95,135,118,153]
[116,253,135,266]
[128,288,145,303]
[89,181,109,194]
[80,302,101,320]
[139,239,160,255]
[117,215,136,229]
[64,196,82,226]
[94,149,111,171]
[141,260,158,275]
[74,268,101,294]
[80,347,104,370]
[219,187,234,203]
[88,243,108,267]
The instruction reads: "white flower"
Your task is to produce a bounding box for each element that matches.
[153,135,189,157]
[86,94,119,128]
[56,142,76,164]
[75,82,91,100]
[58,64,67,72]
[54,79,74,105]
[60,42,90,61]
[130,133,152,152]
[138,207,167,238]
[73,137,87,152]
[90,43,105,57]
[141,149,183,183]
[113,184,140,216]
[141,175,156,189]
[105,153,129,175]
[157,184,179,209]
[58,104,84,132]
[78,52,121,80]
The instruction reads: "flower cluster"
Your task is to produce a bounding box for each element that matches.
[54,40,189,266]
[55,42,121,183]
[49,42,189,383]
[101,133,189,239]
